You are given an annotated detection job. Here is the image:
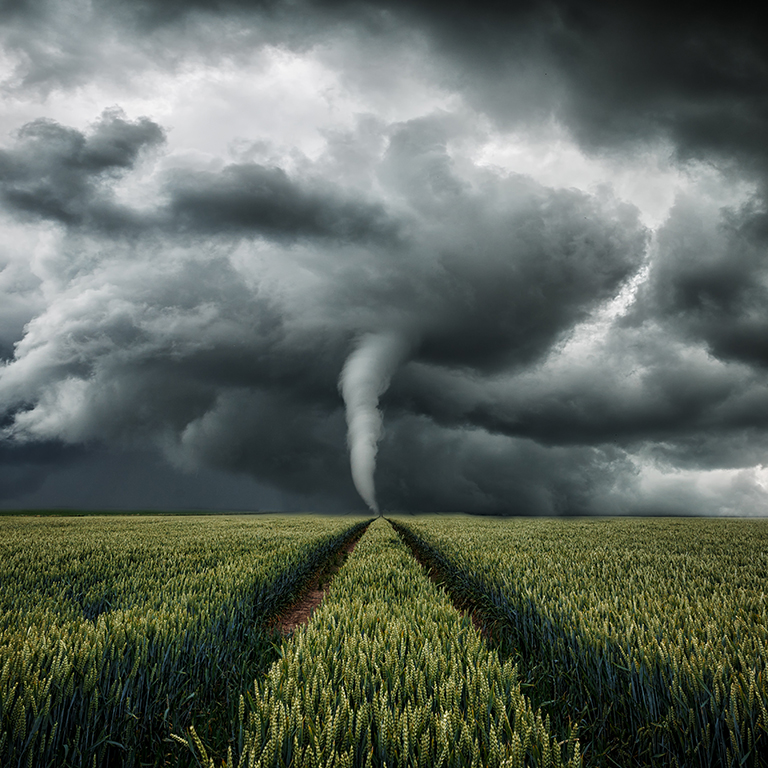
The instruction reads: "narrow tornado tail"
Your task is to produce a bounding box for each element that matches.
[339,332,409,513]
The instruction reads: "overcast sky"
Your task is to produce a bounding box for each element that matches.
[1,0,767,515]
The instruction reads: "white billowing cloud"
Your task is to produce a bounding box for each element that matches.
[0,25,454,167]
[0,218,48,354]
[11,377,90,442]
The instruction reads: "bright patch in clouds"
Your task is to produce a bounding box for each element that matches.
[473,124,758,229]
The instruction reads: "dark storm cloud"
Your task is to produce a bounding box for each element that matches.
[0,110,164,228]
[0,106,650,512]
[0,439,86,501]
[374,1,768,173]
[3,0,768,514]
[389,327,768,449]
[0,445,333,512]
[177,388,357,501]
[375,115,648,372]
[0,112,399,242]
[165,163,398,242]
[632,197,768,370]
[376,414,632,515]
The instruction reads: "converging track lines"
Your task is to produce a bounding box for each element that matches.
[194,519,580,768]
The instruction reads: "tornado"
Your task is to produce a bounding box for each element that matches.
[339,332,409,513]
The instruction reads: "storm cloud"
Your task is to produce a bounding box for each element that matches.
[1,0,767,514]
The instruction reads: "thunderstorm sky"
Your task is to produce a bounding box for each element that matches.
[1,0,768,515]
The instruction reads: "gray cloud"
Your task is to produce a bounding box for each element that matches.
[0,105,651,512]
[164,163,399,242]
[0,109,164,228]
[1,0,768,515]
[391,322,768,447]
[0,111,397,243]
[632,197,768,369]
[6,1,766,175]
[375,414,634,516]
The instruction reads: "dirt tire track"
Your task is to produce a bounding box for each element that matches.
[386,518,495,642]
[274,521,371,635]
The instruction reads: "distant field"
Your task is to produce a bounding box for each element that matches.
[1,515,766,767]
[0,509,321,516]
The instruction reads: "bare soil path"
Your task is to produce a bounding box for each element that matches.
[386,518,493,641]
[275,523,369,635]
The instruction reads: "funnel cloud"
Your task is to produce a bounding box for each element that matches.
[340,332,410,512]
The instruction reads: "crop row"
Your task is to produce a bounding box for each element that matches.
[192,519,581,768]
[390,516,768,767]
[0,515,369,767]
